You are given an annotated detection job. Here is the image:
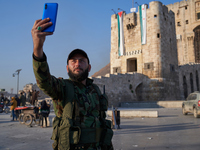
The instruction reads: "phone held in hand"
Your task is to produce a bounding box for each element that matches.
[42,3,58,32]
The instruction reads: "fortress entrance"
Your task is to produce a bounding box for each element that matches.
[194,26,200,63]
[127,58,137,72]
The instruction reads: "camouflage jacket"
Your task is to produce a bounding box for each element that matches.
[32,53,105,128]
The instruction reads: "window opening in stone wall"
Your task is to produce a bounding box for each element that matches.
[183,76,188,98]
[186,20,189,24]
[157,33,160,38]
[190,73,194,93]
[177,10,179,16]
[194,26,200,63]
[127,58,137,72]
[170,64,175,72]
[154,15,157,18]
[113,67,121,73]
[185,6,187,10]
[196,70,199,91]
[197,12,200,20]
[177,22,181,26]
[147,64,150,69]
[126,24,134,30]
[144,62,154,70]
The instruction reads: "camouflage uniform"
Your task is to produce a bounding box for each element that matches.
[33,54,113,150]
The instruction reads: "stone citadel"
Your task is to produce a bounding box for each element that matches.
[16,0,200,107]
[91,0,200,107]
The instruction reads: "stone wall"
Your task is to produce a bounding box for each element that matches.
[167,0,200,65]
[179,63,200,99]
[92,73,181,107]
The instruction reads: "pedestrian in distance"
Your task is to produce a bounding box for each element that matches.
[31,90,36,106]
[26,90,32,103]
[10,97,17,121]
[39,100,50,128]
[31,18,113,150]
[19,92,26,106]
[0,93,5,103]
[15,95,20,107]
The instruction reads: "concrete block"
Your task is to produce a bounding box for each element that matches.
[107,110,158,118]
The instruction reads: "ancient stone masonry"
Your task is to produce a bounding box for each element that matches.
[167,0,200,65]
[92,0,200,107]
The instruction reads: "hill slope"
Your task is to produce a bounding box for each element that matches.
[91,63,110,77]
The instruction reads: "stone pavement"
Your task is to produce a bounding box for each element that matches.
[1,108,200,150]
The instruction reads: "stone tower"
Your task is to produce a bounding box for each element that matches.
[110,1,179,83]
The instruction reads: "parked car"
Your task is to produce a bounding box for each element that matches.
[182,91,200,118]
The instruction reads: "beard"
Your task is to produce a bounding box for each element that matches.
[68,67,89,82]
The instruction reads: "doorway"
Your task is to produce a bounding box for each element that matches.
[127,58,137,72]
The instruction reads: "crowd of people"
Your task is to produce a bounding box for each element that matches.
[1,90,50,128]
[0,90,40,107]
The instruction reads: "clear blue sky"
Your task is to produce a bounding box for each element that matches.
[0,0,178,94]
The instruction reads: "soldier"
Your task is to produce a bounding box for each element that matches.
[31,19,113,150]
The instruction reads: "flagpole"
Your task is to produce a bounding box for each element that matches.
[132,0,134,8]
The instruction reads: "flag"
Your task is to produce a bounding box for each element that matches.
[139,4,147,45]
[117,11,125,56]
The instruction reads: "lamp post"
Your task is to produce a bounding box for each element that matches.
[118,8,126,13]
[13,69,22,95]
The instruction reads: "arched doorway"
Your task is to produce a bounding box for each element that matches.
[135,83,143,101]
[194,26,200,63]
[196,70,199,91]
[183,76,188,99]
[190,73,194,93]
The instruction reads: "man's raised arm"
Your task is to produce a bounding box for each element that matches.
[31,18,53,58]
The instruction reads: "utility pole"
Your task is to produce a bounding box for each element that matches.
[13,69,22,95]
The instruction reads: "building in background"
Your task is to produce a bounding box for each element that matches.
[92,0,200,107]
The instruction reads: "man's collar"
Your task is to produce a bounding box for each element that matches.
[69,78,93,86]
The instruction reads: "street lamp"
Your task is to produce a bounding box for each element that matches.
[13,69,22,95]
[118,8,126,13]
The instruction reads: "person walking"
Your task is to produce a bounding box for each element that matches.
[19,92,26,106]
[31,18,113,150]
[39,100,50,128]
[10,97,17,121]
[31,90,36,105]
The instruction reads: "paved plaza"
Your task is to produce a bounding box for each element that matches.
[0,108,200,150]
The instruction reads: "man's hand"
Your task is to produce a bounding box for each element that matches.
[31,18,53,58]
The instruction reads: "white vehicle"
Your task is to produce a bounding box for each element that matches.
[182,91,200,118]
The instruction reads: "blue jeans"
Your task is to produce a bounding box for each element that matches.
[12,110,17,120]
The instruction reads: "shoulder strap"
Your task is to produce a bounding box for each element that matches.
[62,79,75,119]
[92,84,102,97]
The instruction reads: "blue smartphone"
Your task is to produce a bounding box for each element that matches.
[42,3,58,32]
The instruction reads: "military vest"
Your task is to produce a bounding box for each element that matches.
[51,80,113,150]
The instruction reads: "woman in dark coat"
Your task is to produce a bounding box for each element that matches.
[39,100,50,127]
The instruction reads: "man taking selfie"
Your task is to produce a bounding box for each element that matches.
[31,18,113,150]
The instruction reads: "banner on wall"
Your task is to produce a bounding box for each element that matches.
[139,4,147,45]
[117,11,125,56]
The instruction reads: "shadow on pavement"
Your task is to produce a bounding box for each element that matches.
[116,123,199,134]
